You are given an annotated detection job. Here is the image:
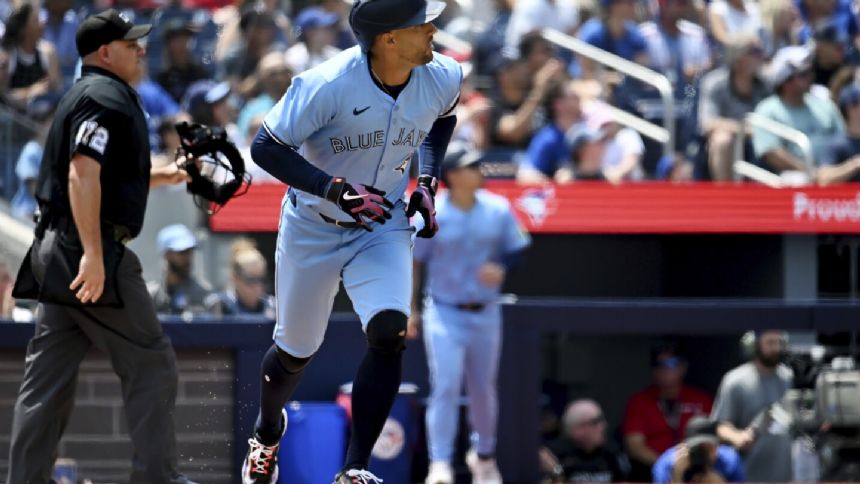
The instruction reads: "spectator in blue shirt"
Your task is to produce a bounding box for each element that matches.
[11,95,55,222]
[135,62,180,149]
[40,0,78,89]
[517,79,585,183]
[137,69,180,121]
[819,84,860,184]
[578,0,650,79]
[236,51,292,139]
[796,0,858,44]
[652,417,745,484]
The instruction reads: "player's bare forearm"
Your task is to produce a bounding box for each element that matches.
[69,154,103,258]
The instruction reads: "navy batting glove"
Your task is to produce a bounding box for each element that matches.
[326,177,394,231]
[406,175,439,238]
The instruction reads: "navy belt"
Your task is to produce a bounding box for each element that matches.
[455,302,487,312]
[434,301,489,312]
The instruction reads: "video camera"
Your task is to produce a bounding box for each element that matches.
[783,347,860,431]
[782,345,860,480]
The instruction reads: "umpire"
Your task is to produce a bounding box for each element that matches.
[7,10,196,484]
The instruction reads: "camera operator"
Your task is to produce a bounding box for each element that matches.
[711,330,793,482]
[653,416,745,483]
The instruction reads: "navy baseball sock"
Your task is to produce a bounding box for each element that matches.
[343,347,403,470]
[255,345,305,445]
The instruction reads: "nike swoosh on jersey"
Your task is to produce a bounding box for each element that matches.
[353,106,371,115]
[343,193,369,201]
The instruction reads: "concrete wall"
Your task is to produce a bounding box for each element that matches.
[0,349,235,483]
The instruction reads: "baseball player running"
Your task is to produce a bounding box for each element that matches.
[409,150,531,484]
[242,0,461,482]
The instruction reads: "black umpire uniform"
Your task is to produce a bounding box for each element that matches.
[8,10,193,484]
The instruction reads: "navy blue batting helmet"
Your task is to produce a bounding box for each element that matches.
[348,0,445,52]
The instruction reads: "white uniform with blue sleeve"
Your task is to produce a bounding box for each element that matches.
[413,189,531,462]
[263,46,461,358]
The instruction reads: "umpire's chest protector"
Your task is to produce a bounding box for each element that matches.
[263,47,462,217]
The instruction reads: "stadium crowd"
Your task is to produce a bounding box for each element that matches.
[3,0,860,219]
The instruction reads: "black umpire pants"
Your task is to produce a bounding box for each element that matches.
[7,229,182,484]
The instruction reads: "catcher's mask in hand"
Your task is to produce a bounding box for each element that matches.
[174,121,251,211]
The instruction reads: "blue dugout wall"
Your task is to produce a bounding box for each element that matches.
[2,299,860,482]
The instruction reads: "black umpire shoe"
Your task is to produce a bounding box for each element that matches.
[242,409,287,483]
[333,468,384,483]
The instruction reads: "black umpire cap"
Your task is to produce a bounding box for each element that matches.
[349,0,446,51]
[76,9,152,58]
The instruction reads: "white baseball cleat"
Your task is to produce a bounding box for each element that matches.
[466,449,502,484]
[334,468,384,483]
[425,460,454,484]
[241,409,287,484]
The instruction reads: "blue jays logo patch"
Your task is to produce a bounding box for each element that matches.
[395,153,412,174]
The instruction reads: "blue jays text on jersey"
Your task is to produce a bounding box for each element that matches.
[329,128,428,154]
[263,45,462,223]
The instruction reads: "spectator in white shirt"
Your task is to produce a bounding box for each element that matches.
[640,0,711,90]
[505,0,579,53]
[708,0,763,47]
